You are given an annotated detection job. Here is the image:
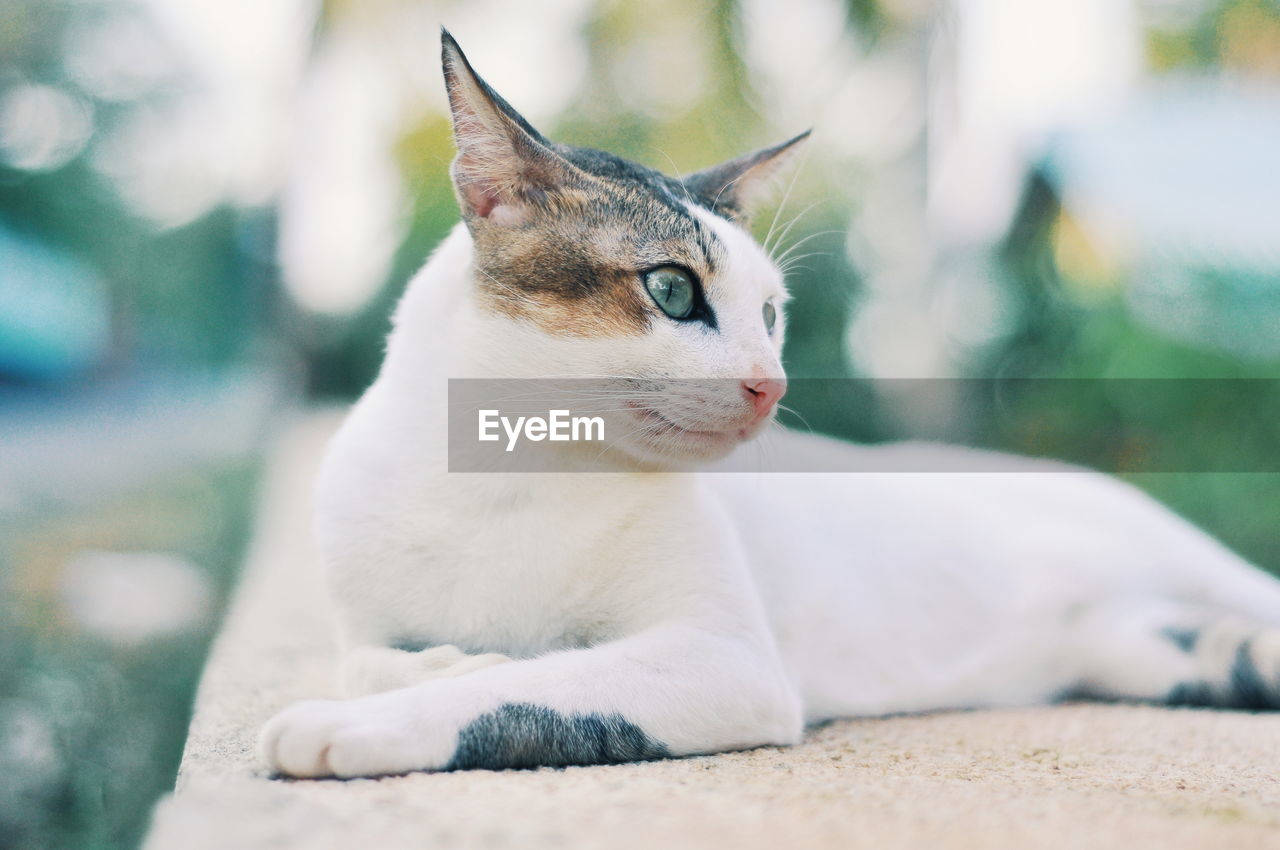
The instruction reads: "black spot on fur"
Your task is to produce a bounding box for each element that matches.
[1166,680,1216,707]
[1228,640,1272,710]
[390,637,437,653]
[1161,627,1201,654]
[446,702,670,771]
[1165,640,1276,710]
[690,218,720,270]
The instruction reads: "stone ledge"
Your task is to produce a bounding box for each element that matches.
[144,412,1280,850]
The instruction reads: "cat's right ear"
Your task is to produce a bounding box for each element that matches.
[441,29,579,226]
[683,131,810,223]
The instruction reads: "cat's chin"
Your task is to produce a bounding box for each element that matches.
[612,437,736,470]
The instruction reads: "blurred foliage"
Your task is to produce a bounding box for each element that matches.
[1,1,273,849]
[0,0,280,377]
[1145,0,1280,72]
[0,463,259,850]
[959,167,1280,573]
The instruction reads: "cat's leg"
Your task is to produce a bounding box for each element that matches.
[260,623,801,778]
[341,645,512,697]
[1069,600,1280,708]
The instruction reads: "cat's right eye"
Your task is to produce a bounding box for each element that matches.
[644,267,696,320]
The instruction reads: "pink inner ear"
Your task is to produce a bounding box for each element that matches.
[458,179,527,226]
[488,203,528,226]
[459,178,500,218]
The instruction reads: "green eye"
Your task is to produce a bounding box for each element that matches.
[763,299,777,334]
[644,267,696,320]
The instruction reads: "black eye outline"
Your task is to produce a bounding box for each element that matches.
[763,299,778,334]
[641,265,717,329]
[643,266,694,319]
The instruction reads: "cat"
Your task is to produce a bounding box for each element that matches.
[259,29,1280,778]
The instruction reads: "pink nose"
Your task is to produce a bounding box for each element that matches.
[741,377,787,419]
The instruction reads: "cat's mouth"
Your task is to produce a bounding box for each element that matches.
[622,400,764,460]
[627,404,739,439]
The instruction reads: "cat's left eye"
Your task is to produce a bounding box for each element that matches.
[763,299,777,334]
[644,267,696,320]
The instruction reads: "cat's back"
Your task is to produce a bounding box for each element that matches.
[708,429,1280,688]
[710,427,1249,592]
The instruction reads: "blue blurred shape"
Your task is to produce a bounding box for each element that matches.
[0,224,111,382]
[1043,78,1280,265]
[1040,79,1280,358]
[0,367,280,514]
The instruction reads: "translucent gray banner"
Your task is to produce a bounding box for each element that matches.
[446,378,1280,473]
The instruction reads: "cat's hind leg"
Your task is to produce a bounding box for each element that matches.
[1069,600,1280,709]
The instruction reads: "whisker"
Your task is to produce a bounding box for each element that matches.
[776,402,813,433]
[761,154,808,255]
[656,148,698,208]
[767,200,823,260]
[773,229,844,268]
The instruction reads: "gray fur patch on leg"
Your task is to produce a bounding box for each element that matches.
[1228,640,1272,710]
[1165,639,1277,710]
[391,637,438,652]
[1160,626,1201,654]
[1166,680,1216,707]
[446,703,670,771]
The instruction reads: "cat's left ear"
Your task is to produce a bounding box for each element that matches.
[683,131,811,223]
[440,29,583,226]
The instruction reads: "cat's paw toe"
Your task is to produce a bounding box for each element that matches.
[259,695,452,778]
[321,724,421,778]
[259,699,349,778]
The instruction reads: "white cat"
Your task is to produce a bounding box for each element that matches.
[260,30,1280,778]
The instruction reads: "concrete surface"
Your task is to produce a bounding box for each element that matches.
[144,412,1280,850]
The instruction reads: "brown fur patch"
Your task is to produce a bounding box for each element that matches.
[470,179,724,338]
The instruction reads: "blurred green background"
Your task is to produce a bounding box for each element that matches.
[1,0,1279,847]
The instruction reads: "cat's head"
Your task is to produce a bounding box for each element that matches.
[442,30,807,466]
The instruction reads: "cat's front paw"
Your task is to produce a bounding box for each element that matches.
[259,693,457,778]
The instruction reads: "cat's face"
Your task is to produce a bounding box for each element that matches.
[442,31,805,466]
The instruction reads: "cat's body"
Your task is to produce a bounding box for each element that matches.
[260,32,1280,778]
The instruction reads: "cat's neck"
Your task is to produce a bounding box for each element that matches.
[383,224,476,378]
